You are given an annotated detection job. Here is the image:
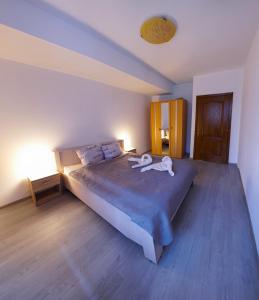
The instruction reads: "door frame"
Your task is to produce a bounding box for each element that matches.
[193,92,233,163]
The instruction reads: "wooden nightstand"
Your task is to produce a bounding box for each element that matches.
[127,148,137,154]
[28,172,62,206]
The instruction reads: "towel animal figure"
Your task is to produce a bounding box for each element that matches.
[128,154,152,168]
[140,156,175,176]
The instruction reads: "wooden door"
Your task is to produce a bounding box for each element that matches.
[150,102,162,155]
[194,93,233,164]
[169,99,187,159]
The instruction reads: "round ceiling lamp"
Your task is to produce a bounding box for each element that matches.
[140,16,176,44]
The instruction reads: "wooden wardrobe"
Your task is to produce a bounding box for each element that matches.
[150,98,187,159]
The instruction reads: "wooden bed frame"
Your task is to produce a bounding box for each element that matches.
[55,140,163,263]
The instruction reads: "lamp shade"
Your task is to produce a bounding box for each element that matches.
[140,17,176,44]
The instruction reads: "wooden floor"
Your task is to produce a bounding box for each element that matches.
[0,161,258,300]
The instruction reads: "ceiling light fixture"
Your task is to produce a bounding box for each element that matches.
[140,16,176,44]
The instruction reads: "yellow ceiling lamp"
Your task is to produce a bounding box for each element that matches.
[140,17,176,44]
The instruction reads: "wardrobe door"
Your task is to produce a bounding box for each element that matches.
[169,99,186,158]
[150,102,162,155]
[169,100,177,157]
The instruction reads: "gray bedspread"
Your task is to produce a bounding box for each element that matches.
[70,154,197,245]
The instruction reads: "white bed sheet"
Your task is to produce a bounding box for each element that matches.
[63,164,82,176]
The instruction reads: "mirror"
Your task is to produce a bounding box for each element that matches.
[161,103,170,155]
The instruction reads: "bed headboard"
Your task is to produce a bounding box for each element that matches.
[55,139,124,173]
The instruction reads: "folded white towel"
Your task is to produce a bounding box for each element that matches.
[128,154,152,168]
[140,156,174,176]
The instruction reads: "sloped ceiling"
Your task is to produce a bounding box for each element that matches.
[0,0,174,95]
[36,0,259,83]
[0,25,166,95]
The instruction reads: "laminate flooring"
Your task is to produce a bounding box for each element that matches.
[0,161,258,300]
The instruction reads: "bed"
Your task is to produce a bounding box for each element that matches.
[55,140,196,263]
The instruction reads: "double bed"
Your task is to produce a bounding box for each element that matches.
[55,140,196,263]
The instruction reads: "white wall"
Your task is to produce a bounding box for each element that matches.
[0,59,150,207]
[171,82,193,154]
[190,68,243,163]
[238,27,259,255]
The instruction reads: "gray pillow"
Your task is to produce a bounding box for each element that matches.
[102,142,122,160]
[76,145,104,166]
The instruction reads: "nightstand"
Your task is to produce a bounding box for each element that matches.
[127,148,137,154]
[28,172,62,206]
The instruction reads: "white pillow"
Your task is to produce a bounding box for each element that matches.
[101,142,122,160]
[76,145,104,166]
